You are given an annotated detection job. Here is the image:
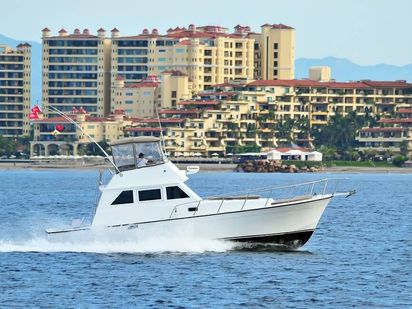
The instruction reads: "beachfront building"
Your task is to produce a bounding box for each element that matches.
[41,24,296,120]
[30,109,132,157]
[41,28,111,117]
[0,43,31,136]
[231,79,412,127]
[124,78,412,157]
[357,108,412,158]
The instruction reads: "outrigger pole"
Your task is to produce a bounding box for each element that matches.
[154,103,167,157]
[47,105,121,174]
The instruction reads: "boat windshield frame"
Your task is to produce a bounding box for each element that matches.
[110,137,167,172]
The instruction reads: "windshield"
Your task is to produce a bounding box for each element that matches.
[112,142,166,172]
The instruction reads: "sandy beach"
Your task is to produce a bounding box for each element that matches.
[1,160,412,173]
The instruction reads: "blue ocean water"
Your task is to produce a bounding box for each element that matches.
[0,169,411,308]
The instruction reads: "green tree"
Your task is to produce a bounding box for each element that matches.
[312,112,374,153]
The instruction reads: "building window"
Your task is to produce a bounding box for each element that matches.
[139,189,161,201]
[166,186,189,199]
[111,190,134,205]
[273,43,278,50]
[171,91,177,98]
[273,70,278,76]
[274,61,278,67]
[274,52,278,58]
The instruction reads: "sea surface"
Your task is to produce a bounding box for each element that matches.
[0,169,411,308]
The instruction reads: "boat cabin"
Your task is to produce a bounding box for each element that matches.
[110,137,166,172]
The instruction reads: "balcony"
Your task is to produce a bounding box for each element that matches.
[189,135,203,141]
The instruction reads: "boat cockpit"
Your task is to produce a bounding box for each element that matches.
[110,137,167,172]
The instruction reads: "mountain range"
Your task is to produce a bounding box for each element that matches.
[1,33,411,104]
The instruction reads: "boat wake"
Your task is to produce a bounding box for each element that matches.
[0,232,235,254]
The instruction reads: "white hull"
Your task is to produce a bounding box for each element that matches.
[47,195,332,249]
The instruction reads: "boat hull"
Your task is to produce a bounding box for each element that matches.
[47,195,331,249]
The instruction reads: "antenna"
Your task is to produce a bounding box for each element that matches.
[154,103,167,157]
[47,105,121,174]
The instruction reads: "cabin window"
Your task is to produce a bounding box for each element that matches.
[139,189,162,201]
[111,190,134,205]
[166,186,189,199]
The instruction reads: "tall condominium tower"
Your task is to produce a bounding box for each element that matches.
[0,43,31,136]
[41,28,111,117]
[250,24,295,80]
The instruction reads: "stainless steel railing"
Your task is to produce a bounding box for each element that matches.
[169,178,349,219]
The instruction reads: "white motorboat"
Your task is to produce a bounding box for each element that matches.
[46,136,355,249]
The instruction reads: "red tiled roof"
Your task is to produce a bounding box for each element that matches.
[360,127,404,132]
[125,127,164,132]
[32,116,73,123]
[159,109,201,115]
[32,115,114,123]
[124,82,160,88]
[379,118,412,124]
[362,80,410,88]
[97,28,105,32]
[198,91,235,96]
[111,28,120,32]
[248,79,372,89]
[176,40,191,46]
[58,28,67,33]
[48,34,99,39]
[135,118,185,124]
[178,100,219,105]
[261,23,294,30]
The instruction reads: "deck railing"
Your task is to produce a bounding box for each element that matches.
[169,178,350,219]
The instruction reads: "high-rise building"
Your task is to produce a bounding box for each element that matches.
[41,27,111,117]
[41,24,296,118]
[250,24,295,80]
[0,43,31,136]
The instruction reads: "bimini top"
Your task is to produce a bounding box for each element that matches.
[110,136,160,146]
[110,136,165,172]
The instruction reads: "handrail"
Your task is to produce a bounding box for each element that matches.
[206,178,347,199]
[168,178,347,219]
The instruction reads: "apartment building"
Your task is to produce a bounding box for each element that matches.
[41,28,111,117]
[249,24,295,80]
[246,79,412,126]
[126,79,412,157]
[112,75,160,118]
[357,108,412,157]
[111,70,192,118]
[110,25,255,96]
[41,24,295,120]
[0,43,31,136]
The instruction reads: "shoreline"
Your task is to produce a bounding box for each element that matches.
[1,161,412,173]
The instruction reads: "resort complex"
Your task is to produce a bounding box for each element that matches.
[1,23,412,159]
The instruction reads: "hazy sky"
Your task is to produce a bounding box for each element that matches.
[1,0,411,65]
